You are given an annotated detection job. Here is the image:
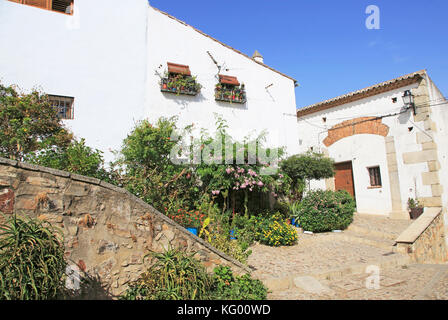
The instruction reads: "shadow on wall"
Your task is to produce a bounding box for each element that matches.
[161,91,207,110]
[398,108,411,124]
[61,273,113,300]
[214,100,248,111]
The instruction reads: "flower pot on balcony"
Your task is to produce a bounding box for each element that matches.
[409,208,424,220]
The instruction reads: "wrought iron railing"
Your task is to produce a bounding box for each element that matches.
[215,87,246,104]
[160,77,200,96]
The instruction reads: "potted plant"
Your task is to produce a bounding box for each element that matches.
[167,208,205,236]
[408,198,424,220]
[288,201,301,227]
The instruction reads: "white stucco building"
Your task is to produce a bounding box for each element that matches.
[0,0,299,162]
[296,70,448,219]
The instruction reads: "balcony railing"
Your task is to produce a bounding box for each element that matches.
[215,87,246,104]
[160,77,201,96]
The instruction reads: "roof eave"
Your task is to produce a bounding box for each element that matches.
[150,6,297,84]
[297,70,427,118]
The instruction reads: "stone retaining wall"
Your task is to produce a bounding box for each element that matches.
[0,157,249,298]
[395,207,448,263]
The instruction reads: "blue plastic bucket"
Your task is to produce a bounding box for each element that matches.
[291,218,299,227]
[230,229,237,240]
[187,228,198,236]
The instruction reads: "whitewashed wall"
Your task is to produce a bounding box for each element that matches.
[328,134,392,215]
[0,0,149,162]
[297,83,430,216]
[0,1,299,163]
[427,78,448,209]
[145,6,299,157]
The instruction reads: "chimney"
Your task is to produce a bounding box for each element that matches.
[252,50,264,64]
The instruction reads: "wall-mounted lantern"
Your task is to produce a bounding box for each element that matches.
[402,90,416,115]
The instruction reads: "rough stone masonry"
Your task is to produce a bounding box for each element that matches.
[0,157,249,298]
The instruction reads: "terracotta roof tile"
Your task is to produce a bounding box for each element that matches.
[297,70,427,117]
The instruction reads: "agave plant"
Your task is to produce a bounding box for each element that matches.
[0,214,66,300]
[121,248,215,300]
[288,200,302,222]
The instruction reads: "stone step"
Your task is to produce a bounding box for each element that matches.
[346,224,398,241]
[340,232,397,251]
[262,253,411,293]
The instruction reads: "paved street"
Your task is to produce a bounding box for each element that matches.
[247,214,448,300]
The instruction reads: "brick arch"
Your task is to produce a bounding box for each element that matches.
[323,117,389,147]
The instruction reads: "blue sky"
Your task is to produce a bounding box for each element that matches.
[150,0,448,109]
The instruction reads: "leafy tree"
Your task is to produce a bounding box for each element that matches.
[0,84,72,160]
[25,139,113,182]
[194,117,287,217]
[116,117,198,212]
[280,152,335,200]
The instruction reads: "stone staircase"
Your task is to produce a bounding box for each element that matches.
[342,223,401,251]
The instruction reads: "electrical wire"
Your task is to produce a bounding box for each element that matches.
[297,97,447,123]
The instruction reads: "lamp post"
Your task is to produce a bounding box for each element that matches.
[402,90,416,115]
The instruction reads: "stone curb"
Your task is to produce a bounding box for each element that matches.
[396,207,442,244]
[71,173,101,185]
[0,158,18,167]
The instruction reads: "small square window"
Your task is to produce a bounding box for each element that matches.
[368,166,382,187]
[8,0,74,15]
[48,95,74,120]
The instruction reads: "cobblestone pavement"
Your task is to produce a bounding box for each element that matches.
[268,264,448,300]
[247,214,448,300]
[248,234,396,280]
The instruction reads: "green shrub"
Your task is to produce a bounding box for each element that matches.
[255,217,298,247]
[0,84,72,161]
[209,233,252,265]
[25,139,112,182]
[298,190,355,233]
[280,152,334,200]
[121,249,215,300]
[0,214,67,300]
[212,266,267,300]
[121,249,267,300]
[117,118,199,212]
[273,200,290,220]
[232,215,258,250]
[195,204,252,264]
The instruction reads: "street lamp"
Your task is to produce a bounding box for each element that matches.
[402,90,416,115]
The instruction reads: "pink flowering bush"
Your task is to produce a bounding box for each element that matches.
[194,117,291,216]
